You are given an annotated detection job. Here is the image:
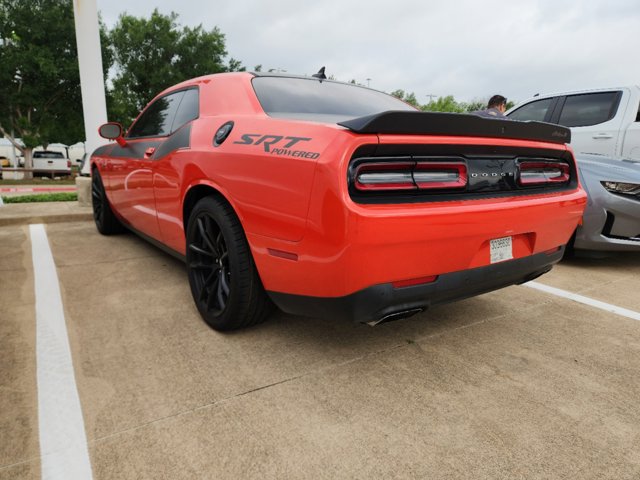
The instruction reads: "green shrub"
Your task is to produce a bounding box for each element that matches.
[1,192,77,203]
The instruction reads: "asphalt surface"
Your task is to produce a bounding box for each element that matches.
[1,204,640,479]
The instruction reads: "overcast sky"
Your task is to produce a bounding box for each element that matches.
[96,0,640,105]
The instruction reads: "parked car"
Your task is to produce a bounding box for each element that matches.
[91,72,586,330]
[19,150,72,176]
[33,150,71,176]
[570,154,640,252]
[0,155,9,179]
[506,86,640,160]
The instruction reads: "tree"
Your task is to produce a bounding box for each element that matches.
[0,0,90,175]
[390,89,419,107]
[462,100,486,113]
[421,95,467,113]
[108,9,242,127]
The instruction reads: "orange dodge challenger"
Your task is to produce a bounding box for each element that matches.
[91,72,586,330]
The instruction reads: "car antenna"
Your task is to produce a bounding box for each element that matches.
[312,67,327,81]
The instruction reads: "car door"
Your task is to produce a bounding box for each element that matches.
[109,90,185,240]
[553,90,626,156]
[152,88,200,252]
[621,98,640,159]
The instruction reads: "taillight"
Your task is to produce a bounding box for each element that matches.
[353,160,467,192]
[518,161,569,186]
[67,160,71,168]
[354,162,416,191]
[414,162,467,189]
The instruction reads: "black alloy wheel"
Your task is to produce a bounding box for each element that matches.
[189,213,231,317]
[91,168,123,235]
[186,196,272,330]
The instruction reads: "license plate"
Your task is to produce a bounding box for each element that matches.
[490,236,513,264]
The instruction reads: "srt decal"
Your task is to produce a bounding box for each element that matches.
[234,134,320,159]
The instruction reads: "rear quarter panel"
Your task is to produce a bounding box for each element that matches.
[159,116,363,253]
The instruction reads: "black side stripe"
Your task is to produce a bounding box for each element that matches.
[92,123,192,160]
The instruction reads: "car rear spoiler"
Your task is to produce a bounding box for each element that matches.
[338,111,571,145]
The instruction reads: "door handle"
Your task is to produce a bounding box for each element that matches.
[144,147,156,157]
[592,133,613,139]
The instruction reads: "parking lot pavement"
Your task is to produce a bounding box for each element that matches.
[2,220,640,479]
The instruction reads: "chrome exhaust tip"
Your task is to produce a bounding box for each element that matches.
[366,308,423,327]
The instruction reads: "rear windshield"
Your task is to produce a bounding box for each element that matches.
[252,76,415,122]
[34,151,64,158]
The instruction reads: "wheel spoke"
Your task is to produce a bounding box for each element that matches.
[198,281,209,302]
[188,243,213,257]
[216,272,226,309]
[204,266,220,285]
[207,275,220,310]
[197,217,219,257]
[216,231,225,254]
[205,216,222,257]
[220,271,230,296]
[189,261,212,270]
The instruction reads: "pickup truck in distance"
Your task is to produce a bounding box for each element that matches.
[507,86,640,160]
[31,150,72,177]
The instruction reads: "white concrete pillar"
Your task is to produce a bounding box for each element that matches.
[72,0,108,176]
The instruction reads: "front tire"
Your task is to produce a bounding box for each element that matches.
[186,196,272,331]
[92,168,123,235]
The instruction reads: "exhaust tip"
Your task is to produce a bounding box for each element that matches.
[366,307,423,327]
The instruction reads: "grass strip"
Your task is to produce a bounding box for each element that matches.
[2,192,78,203]
[0,178,77,185]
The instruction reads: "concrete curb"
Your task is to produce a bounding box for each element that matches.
[0,201,93,227]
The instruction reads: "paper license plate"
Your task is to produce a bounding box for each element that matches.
[490,236,513,264]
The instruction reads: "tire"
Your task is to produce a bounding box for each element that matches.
[186,196,273,331]
[563,229,577,259]
[92,168,124,235]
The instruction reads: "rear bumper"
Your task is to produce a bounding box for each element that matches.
[268,247,563,323]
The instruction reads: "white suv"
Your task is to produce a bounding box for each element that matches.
[506,86,640,160]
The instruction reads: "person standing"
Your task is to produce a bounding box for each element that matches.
[474,95,507,118]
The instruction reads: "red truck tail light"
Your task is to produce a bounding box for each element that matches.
[353,160,468,192]
[518,161,570,186]
[67,160,71,168]
[354,162,417,191]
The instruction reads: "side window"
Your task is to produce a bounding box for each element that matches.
[508,98,555,122]
[171,88,199,132]
[127,91,185,138]
[558,92,620,127]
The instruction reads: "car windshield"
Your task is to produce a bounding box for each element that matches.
[252,76,415,123]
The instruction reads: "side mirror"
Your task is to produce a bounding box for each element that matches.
[98,122,127,147]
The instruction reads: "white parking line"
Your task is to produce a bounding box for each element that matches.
[525,280,640,322]
[30,224,93,480]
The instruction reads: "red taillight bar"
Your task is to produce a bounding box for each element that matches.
[354,161,417,191]
[414,162,467,189]
[354,161,467,192]
[518,161,570,186]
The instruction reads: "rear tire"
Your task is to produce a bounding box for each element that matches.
[186,196,273,331]
[92,168,124,235]
[563,229,577,259]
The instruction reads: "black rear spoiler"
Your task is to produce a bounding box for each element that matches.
[338,111,571,145]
